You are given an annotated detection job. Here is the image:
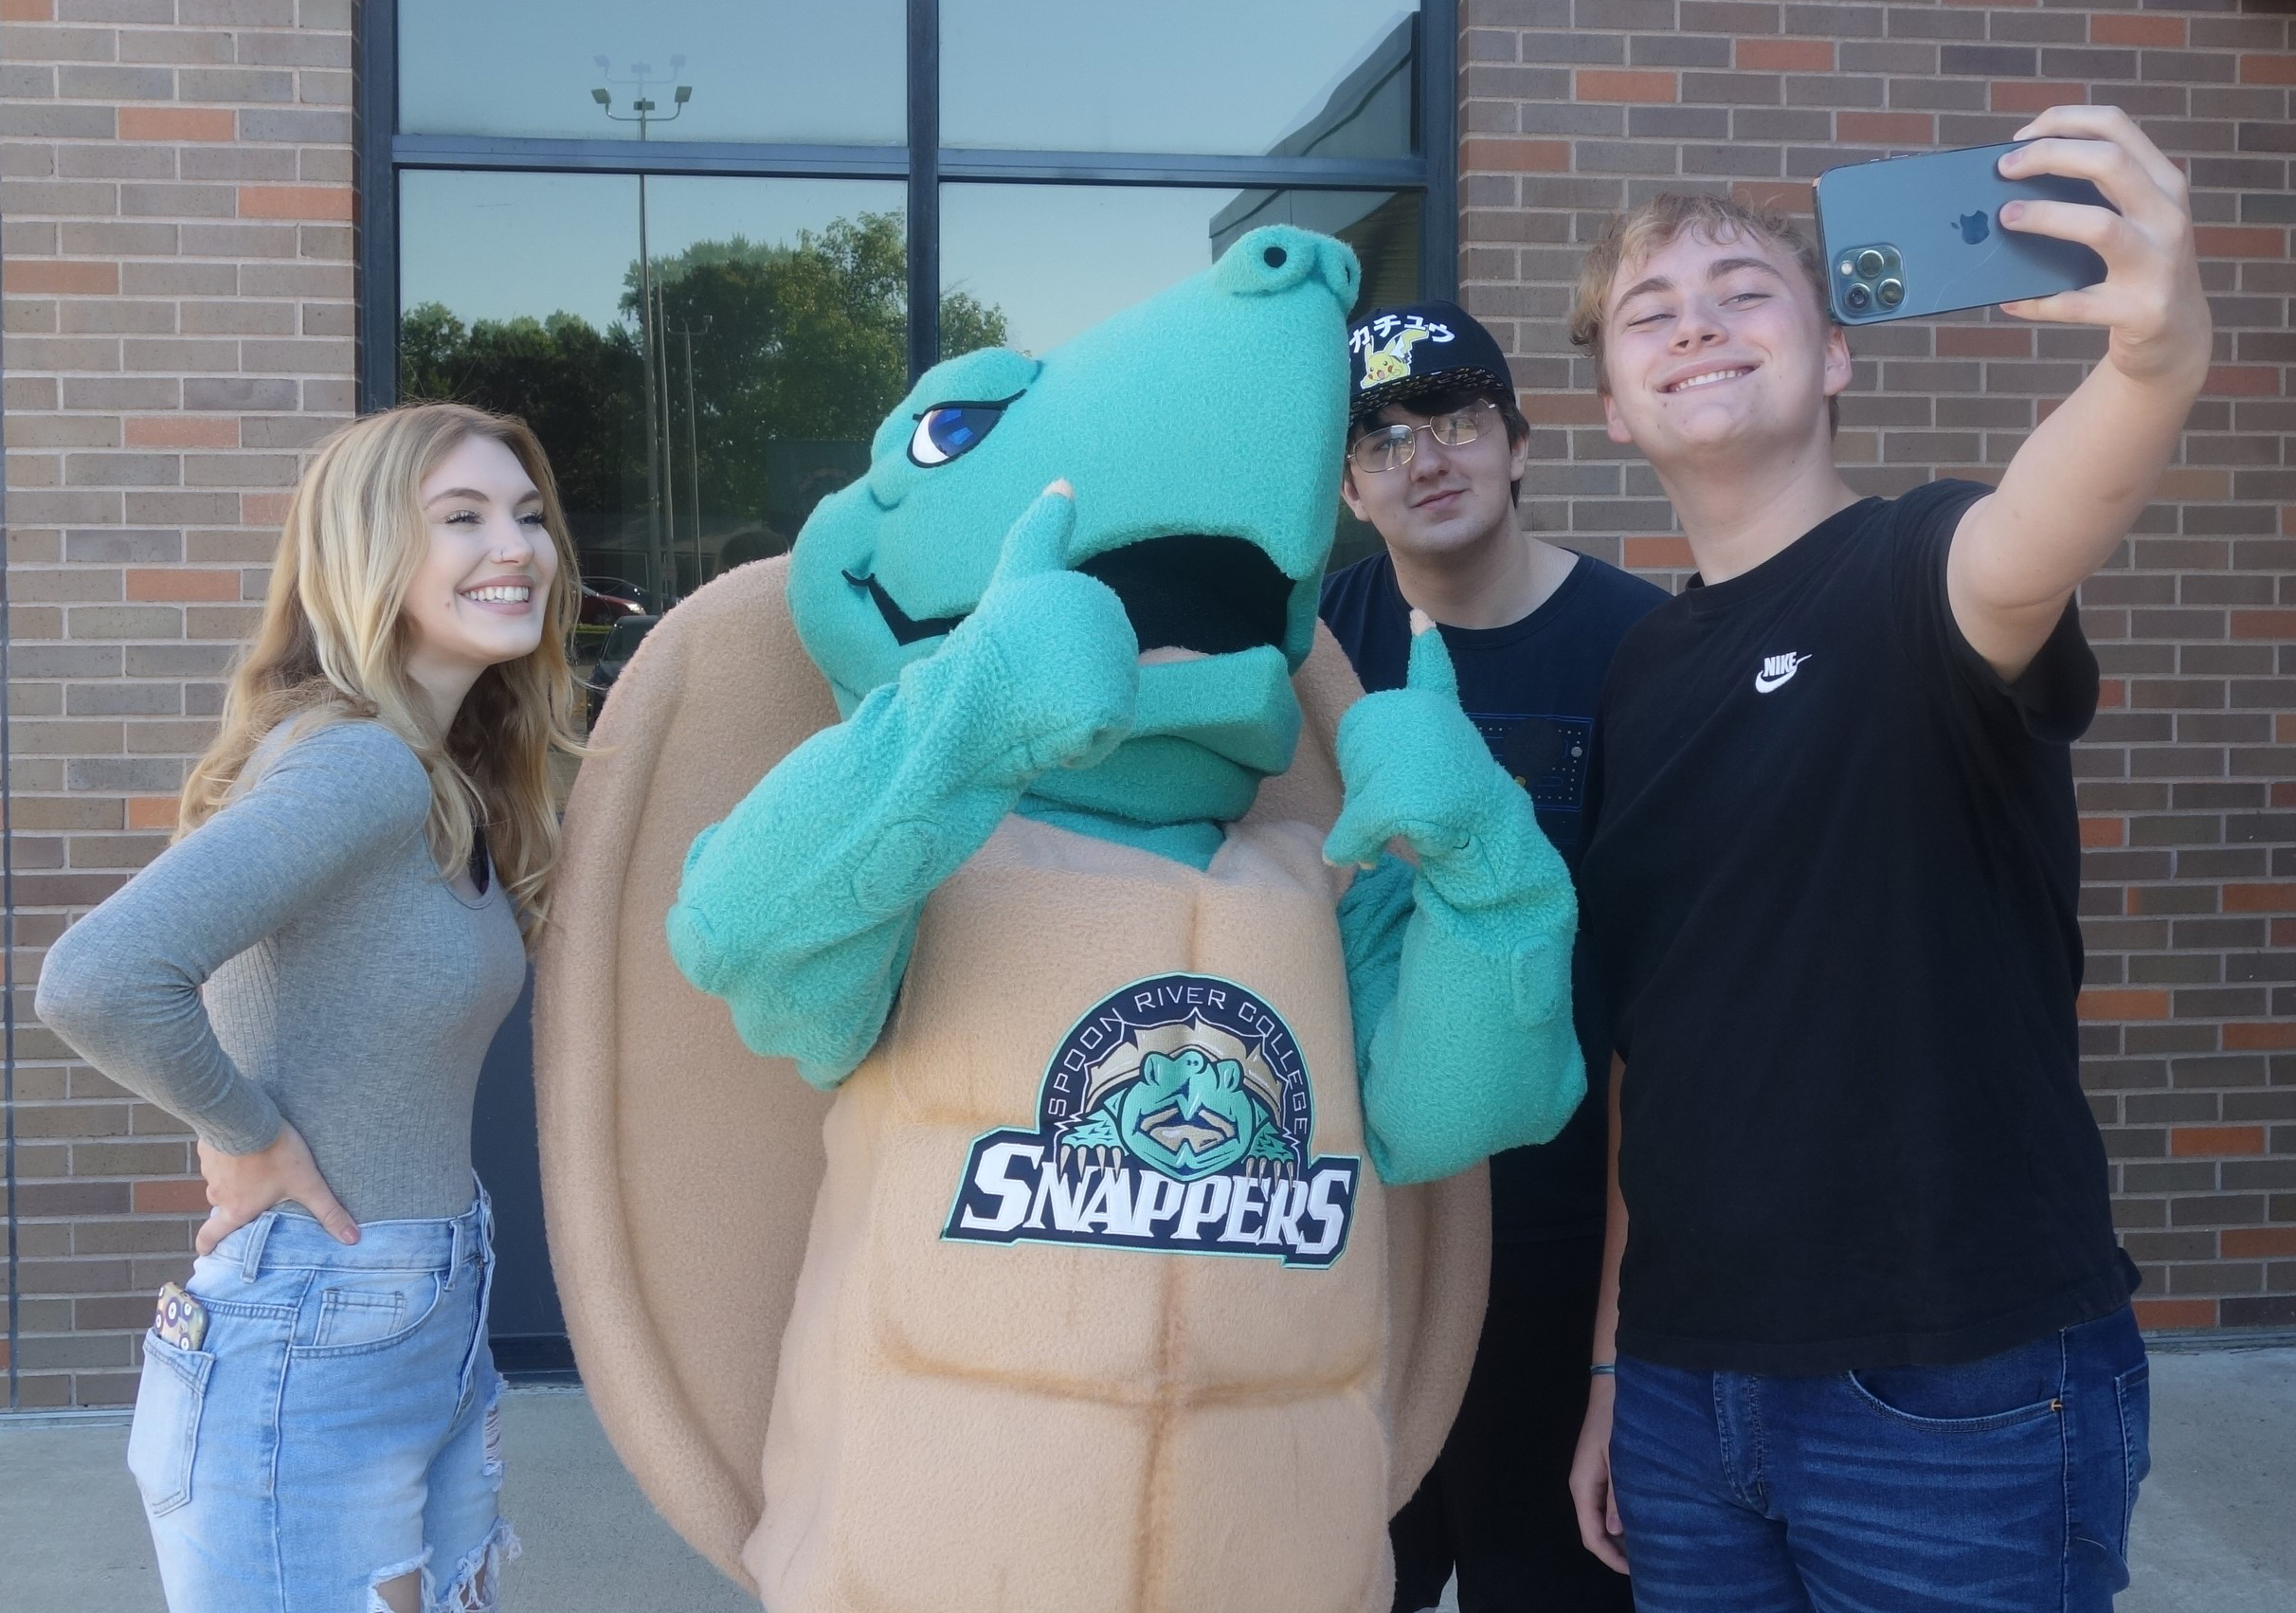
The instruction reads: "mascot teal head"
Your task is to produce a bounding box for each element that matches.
[787,226,1359,829]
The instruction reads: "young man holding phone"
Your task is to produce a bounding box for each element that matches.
[1321,302,1663,1611]
[1563,107,2209,1611]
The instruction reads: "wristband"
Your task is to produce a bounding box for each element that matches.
[1588,1362,1617,1376]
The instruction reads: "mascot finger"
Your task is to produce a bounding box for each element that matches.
[989,479,1077,590]
[1403,607,1461,704]
[1325,778,1405,870]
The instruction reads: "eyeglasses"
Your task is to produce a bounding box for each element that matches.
[1347,403,1496,475]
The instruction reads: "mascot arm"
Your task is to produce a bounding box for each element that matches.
[1328,623,1585,1186]
[666,488,1138,1089]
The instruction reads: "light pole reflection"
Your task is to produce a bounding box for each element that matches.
[592,56,691,607]
[666,315,712,592]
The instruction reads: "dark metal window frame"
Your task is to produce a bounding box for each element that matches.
[355,0,1455,412]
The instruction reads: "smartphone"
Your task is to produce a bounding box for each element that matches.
[1814,142,2113,325]
[154,1280,209,1351]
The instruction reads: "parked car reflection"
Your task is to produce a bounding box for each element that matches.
[586,612,662,726]
[581,578,649,625]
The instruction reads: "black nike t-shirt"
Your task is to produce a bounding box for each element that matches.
[1578,482,2136,1375]
[1321,549,1667,1241]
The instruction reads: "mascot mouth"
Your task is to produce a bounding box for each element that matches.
[1076,535,1291,657]
[841,571,965,645]
[847,533,1293,657]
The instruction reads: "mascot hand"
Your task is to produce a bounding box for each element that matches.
[664,484,1134,1082]
[1329,612,1582,1181]
[937,480,1140,780]
[1324,611,1568,916]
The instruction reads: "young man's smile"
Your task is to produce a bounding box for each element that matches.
[1658,360,1757,394]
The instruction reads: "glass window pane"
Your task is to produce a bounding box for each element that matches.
[938,183,1417,570]
[941,0,1418,157]
[398,170,909,733]
[398,0,905,146]
[939,184,1416,357]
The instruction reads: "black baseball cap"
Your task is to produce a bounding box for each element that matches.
[1347,299,1514,421]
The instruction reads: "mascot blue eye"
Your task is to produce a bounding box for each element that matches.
[908,400,1014,467]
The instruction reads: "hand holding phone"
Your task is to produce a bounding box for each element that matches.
[1815,106,2207,391]
[1816,139,2114,324]
[1991,105,2211,390]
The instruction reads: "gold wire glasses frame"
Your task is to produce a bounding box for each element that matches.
[1347,401,1498,474]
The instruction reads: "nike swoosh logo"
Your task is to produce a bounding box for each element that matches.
[842,570,967,645]
[1753,652,1810,694]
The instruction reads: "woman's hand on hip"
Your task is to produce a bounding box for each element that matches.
[194,1121,360,1256]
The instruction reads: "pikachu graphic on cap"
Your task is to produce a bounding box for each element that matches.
[1358,323,1434,389]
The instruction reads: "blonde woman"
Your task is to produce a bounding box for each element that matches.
[36,403,585,1613]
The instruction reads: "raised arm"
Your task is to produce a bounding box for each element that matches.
[665,486,1138,1089]
[1329,617,1584,1185]
[1946,105,2212,679]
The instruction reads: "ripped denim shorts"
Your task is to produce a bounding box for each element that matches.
[128,1184,519,1613]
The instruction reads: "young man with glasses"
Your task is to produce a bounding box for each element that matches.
[1564,108,2207,1612]
[1321,300,1663,1613]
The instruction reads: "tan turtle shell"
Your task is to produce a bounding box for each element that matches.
[533,554,1490,1606]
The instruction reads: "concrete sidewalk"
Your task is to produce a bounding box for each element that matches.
[3,1345,2290,1610]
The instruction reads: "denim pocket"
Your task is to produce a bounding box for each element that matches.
[1845,1340,2064,1430]
[299,1271,443,1354]
[128,1330,215,1517]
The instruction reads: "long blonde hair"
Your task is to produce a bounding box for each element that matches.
[179,403,587,943]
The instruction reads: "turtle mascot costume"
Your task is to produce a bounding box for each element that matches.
[534,227,1585,1612]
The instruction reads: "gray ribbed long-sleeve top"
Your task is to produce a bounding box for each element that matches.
[35,720,529,1223]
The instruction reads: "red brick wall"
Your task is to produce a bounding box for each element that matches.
[0,0,2289,1410]
[1460,0,2296,1331]
[1,0,354,1406]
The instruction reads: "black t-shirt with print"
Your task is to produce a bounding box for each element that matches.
[1321,549,1667,1241]
[1578,482,2136,1375]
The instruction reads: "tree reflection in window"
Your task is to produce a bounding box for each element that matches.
[401,210,1008,639]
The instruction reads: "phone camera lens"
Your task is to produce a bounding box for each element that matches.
[1876,278,1904,309]
[1845,282,1872,312]
[1855,249,1886,279]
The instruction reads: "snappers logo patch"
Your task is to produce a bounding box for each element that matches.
[943,974,1361,1269]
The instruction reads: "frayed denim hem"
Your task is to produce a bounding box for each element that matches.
[428,1518,521,1613]
[366,1549,430,1613]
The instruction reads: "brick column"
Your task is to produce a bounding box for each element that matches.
[1,0,353,1406]
[1461,0,2295,1332]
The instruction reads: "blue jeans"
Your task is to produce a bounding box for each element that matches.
[1610,1307,2150,1613]
[127,1187,518,1613]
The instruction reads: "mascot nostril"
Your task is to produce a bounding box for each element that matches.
[1203,224,1350,306]
[536,227,1587,1612]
